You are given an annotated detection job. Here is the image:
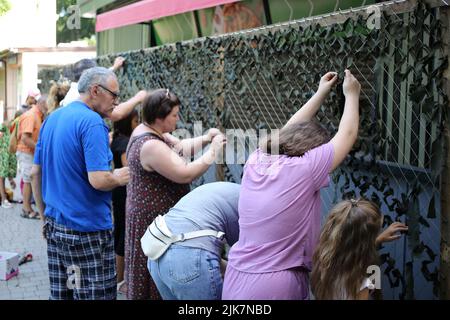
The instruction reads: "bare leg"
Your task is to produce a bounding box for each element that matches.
[22,182,33,212]
[0,177,7,202]
[116,255,125,283]
[8,177,16,190]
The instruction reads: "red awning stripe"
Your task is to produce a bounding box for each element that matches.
[96,0,240,32]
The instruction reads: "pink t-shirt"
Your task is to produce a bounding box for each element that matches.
[228,142,334,273]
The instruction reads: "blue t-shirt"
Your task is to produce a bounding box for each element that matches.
[164,182,241,257]
[34,101,113,232]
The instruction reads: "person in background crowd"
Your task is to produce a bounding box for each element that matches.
[47,82,70,115]
[111,109,139,294]
[20,89,41,113]
[17,95,47,219]
[61,57,146,122]
[0,118,17,209]
[6,111,23,203]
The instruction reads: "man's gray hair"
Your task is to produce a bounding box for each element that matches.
[78,67,116,94]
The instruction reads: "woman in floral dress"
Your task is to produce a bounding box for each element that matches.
[125,89,225,300]
[0,120,17,208]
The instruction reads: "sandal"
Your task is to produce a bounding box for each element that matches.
[21,209,39,219]
[18,253,33,265]
[21,210,31,219]
[117,281,127,295]
[28,212,41,220]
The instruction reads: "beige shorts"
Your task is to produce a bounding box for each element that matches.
[16,151,34,183]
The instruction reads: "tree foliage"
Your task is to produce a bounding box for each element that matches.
[0,0,11,16]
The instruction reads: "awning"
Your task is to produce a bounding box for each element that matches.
[96,0,240,32]
[78,0,117,18]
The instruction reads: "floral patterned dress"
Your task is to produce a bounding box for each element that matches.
[0,124,17,178]
[125,132,190,300]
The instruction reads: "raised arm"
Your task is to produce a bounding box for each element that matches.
[375,222,408,246]
[164,128,222,158]
[140,134,226,184]
[329,69,361,172]
[110,90,147,122]
[283,72,338,129]
[109,56,125,73]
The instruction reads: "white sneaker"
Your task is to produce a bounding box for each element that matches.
[1,199,13,209]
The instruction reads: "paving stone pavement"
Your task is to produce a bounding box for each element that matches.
[0,204,127,300]
[0,203,49,300]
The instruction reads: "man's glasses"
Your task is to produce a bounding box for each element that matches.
[97,84,120,103]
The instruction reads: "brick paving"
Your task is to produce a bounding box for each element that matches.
[0,203,127,300]
[0,203,49,300]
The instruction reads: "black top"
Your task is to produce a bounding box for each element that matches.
[111,134,130,212]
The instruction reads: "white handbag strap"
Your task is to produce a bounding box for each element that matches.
[171,230,225,243]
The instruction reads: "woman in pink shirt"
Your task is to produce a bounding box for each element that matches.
[222,70,361,300]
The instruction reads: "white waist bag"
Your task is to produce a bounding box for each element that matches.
[141,215,225,260]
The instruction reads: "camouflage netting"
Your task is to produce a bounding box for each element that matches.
[38,1,448,299]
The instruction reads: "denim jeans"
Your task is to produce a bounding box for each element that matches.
[148,245,223,300]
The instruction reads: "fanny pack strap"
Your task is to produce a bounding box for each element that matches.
[171,230,225,243]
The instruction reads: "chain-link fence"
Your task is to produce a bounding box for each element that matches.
[38,0,449,299]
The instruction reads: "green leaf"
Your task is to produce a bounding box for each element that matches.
[409,86,427,103]
[346,57,354,69]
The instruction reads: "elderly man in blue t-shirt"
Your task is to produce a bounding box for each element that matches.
[31,67,130,300]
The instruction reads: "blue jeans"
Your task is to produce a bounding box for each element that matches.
[148,245,223,300]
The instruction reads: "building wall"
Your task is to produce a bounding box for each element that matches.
[5,61,19,121]
[20,50,95,101]
[97,23,149,56]
[0,0,57,50]
[1,49,95,121]
[0,64,5,123]
[94,0,376,55]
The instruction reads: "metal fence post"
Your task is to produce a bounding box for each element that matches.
[440,4,450,300]
[216,47,225,182]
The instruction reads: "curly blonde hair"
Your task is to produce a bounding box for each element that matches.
[47,82,70,114]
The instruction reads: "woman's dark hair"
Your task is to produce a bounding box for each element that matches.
[113,109,138,138]
[262,121,331,157]
[142,89,180,124]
